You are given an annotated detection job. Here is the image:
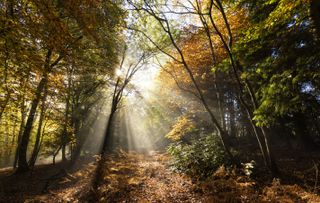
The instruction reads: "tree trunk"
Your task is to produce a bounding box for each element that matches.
[71,111,82,161]
[61,107,69,163]
[229,99,236,138]
[102,108,116,154]
[15,50,52,173]
[53,145,62,165]
[13,97,26,168]
[9,109,18,165]
[16,76,47,172]
[28,85,47,168]
[214,73,226,131]
[61,69,72,163]
[61,144,67,162]
[261,127,279,176]
[293,112,317,150]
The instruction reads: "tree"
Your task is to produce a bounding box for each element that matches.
[128,0,235,161]
[103,51,145,153]
[235,0,320,146]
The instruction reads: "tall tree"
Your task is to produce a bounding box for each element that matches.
[0,0,124,172]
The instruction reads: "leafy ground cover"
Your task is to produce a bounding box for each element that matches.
[1,151,320,202]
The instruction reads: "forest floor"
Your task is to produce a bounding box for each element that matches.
[0,151,320,202]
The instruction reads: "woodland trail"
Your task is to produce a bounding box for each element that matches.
[0,152,209,202]
[1,151,320,202]
[94,152,208,202]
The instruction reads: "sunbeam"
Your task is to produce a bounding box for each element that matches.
[106,62,172,153]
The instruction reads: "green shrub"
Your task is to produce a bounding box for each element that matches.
[167,134,231,178]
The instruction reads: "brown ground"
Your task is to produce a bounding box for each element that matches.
[0,151,320,202]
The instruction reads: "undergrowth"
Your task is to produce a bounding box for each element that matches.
[167,134,232,178]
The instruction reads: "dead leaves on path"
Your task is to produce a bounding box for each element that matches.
[96,151,205,202]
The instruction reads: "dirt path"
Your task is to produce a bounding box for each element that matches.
[0,152,208,202]
[95,152,207,202]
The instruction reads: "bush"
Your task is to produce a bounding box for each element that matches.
[167,134,231,178]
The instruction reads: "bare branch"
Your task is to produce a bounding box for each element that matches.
[127,27,182,63]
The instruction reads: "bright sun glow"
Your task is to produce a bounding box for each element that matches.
[81,61,167,153]
[115,68,123,77]
[131,64,159,90]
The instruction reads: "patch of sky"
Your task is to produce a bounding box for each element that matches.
[301,82,315,94]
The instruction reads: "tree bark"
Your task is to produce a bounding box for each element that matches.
[13,95,26,168]
[102,105,116,154]
[71,106,82,161]
[53,145,62,165]
[229,99,236,137]
[28,85,47,168]
[16,76,48,172]
[61,91,70,163]
[15,50,52,173]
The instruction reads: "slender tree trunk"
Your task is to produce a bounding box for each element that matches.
[260,127,279,175]
[214,73,226,131]
[229,99,236,137]
[61,107,69,163]
[16,77,47,172]
[28,85,47,168]
[15,50,52,173]
[70,111,82,162]
[61,145,66,162]
[4,117,11,165]
[13,97,26,168]
[9,109,18,164]
[242,99,269,167]
[61,69,72,163]
[53,145,62,165]
[102,107,116,154]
